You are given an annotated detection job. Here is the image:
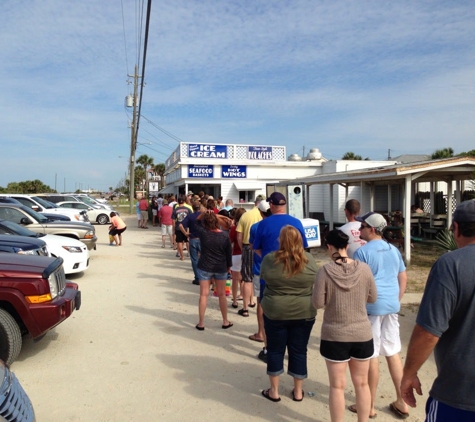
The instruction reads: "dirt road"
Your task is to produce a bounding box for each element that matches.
[12,218,434,421]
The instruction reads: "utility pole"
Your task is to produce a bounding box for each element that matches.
[128,64,139,213]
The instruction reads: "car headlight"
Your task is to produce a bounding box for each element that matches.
[47,273,60,299]
[84,230,95,239]
[62,246,83,253]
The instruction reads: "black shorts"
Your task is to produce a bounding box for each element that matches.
[320,339,374,362]
[175,230,188,243]
[109,227,127,236]
[240,244,253,282]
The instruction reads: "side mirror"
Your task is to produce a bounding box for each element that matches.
[20,217,32,225]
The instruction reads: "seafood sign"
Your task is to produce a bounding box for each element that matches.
[188,165,214,178]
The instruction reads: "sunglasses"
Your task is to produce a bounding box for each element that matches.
[360,224,370,230]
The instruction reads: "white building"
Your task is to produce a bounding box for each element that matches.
[161,142,328,207]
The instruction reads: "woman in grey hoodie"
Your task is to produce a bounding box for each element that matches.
[312,229,377,422]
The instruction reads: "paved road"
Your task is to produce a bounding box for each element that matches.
[12,218,433,421]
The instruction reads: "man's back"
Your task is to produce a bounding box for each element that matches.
[339,221,366,258]
[236,207,261,243]
[253,214,308,258]
[416,244,475,410]
[354,239,404,315]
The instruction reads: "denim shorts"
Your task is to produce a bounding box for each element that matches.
[197,269,228,281]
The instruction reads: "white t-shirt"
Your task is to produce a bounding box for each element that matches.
[339,221,366,258]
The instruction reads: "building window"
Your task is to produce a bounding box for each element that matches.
[239,190,255,203]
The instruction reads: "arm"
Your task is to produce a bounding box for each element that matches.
[236,231,243,250]
[398,270,407,301]
[401,324,439,408]
[311,270,326,309]
[179,223,189,237]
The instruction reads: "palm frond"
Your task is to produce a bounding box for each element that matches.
[435,229,458,251]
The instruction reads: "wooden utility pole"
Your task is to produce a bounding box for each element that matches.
[128,65,139,213]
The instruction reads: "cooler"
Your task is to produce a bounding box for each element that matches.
[299,218,321,248]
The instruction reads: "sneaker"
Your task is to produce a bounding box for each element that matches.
[258,347,267,363]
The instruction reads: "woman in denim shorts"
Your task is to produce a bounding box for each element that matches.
[195,212,233,331]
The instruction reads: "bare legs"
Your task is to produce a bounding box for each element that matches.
[177,241,184,260]
[386,354,409,414]
[197,279,231,329]
[231,270,241,306]
[326,359,371,422]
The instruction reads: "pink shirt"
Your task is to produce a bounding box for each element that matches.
[158,205,173,225]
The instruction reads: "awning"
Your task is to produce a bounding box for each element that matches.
[158,185,175,194]
[233,181,259,190]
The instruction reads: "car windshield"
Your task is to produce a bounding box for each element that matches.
[0,219,41,237]
[19,205,49,223]
[32,196,56,209]
[76,196,95,205]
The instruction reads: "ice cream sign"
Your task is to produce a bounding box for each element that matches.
[188,144,227,158]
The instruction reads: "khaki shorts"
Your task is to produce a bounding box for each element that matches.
[161,225,173,236]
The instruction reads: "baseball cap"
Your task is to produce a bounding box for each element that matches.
[258,200,270,213]
[356,212,387,232]
[266,192,287,206]
[453,200,475,223]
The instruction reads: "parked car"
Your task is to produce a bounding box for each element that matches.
[0,204,97,251]
[0,234,49,256]
[0,254,81,365]
[73,195,113,210]
[0,194,84,222]
[0,359,35,421]
[56,201,116,225]
[0,220,90,274]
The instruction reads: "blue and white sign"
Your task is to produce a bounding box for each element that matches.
[300,218,321,248]
[221,165,247,178]
[188,144,227,158]
[248,146,273,160]
[188,165,214,178]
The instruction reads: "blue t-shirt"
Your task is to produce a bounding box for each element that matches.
[253,214,308,259]
[354,239,405,315]
[181,211,201,238]
[249,221,262,276]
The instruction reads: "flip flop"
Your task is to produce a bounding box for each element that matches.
[231,302,238,308]
[248,302,256,308]
[389,402,409,419]
[348,404,377,419]
[248,334,264,343]
[261,389,281,402]
[292,389,304,402]
[195,325,204,331]
[222,323,233,329]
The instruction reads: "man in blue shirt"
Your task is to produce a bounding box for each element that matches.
[352,212,408,419]
[179,200,202,285]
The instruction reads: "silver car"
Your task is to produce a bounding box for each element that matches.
[56,202,116,225]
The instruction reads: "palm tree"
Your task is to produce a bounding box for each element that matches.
[431,147,454,159]
[134,166,146,193]
[152,163,166,189]
[136,154,154,195]
[342,152,363,160]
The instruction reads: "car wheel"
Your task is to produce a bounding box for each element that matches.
[0,309,22,366]
[96,214,109,225]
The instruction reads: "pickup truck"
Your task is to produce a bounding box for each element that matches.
[0,254,81,365]
[0,203,97,250]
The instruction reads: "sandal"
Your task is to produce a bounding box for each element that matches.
[238,309,249,317]
[261,389,281,402]
[231,302,238,308]
[248,302,256,308]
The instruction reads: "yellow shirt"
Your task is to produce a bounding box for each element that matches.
[236,206,262,244]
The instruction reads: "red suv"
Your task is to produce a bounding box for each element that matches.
[0,254,81,365]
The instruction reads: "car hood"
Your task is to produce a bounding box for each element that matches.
[0,234,46,249]
[42,234,87,248]
[0,254,61,277]
[39,221,94,230]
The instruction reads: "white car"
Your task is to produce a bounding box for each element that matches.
[0,219,89,275]
[74,195,113,210]
[42,234,89,274]
[56,201,115,225]
[0,194,87,222]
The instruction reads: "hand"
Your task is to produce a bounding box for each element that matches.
[400,373,422,408]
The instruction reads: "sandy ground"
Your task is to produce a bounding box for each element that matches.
[11,216,435,422]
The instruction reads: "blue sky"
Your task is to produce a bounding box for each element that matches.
[1,1,474,192]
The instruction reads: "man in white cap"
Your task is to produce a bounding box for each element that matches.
[349,212,409,419]
[401,199,475,421]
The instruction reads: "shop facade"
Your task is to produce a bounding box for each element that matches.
[160,142,326,208]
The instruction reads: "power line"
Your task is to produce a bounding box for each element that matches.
[141,115,184,144]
